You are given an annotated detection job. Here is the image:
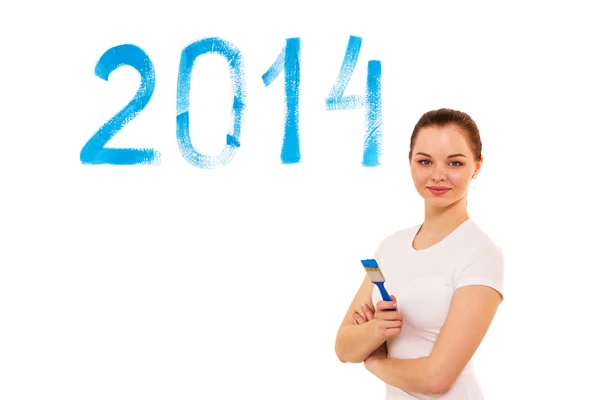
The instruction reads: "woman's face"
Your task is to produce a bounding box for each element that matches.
[410,124,482,209]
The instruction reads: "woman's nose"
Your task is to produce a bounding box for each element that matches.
[431,165,447,181]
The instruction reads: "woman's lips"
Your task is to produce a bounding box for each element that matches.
[427,187,451,195]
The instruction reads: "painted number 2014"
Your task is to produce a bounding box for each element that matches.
[80,36,382,169]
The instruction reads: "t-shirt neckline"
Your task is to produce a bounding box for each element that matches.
[410,218,473,253]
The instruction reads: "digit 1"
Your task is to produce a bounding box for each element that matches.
[80,44,159,165]
[325,36,382,167]
[262,38,301,164]
[176,38,246,169]
[365,60,382,167]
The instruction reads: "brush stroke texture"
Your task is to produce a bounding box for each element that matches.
[364,60,382,167]
[176,37,246,169]
[262,38,301,164]
[325,36,382,167]
[81,44,159,165]
[325,36,364,110]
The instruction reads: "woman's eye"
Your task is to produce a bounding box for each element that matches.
[418,160,463,166]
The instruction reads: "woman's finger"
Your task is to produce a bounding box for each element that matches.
[353,310,367,324]
[376,299,397,312]
[379,319,403,329]
[376,310,403,321]
[361,303,375,320]
[381,327,402,338]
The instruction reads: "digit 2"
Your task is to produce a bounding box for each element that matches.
[80,44,160,165]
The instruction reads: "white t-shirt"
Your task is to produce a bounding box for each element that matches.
[370,218,504,400]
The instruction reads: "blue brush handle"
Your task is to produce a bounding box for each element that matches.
[374,281,396,311]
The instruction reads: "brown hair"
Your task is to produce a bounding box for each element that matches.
[409,108,482,161]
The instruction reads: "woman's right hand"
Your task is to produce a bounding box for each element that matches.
[373,295,403,338]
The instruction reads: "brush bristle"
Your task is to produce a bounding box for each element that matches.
[364,267,385,283]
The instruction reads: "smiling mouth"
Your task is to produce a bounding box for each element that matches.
[427,187,451,195]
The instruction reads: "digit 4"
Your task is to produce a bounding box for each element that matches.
[326,35,382,167]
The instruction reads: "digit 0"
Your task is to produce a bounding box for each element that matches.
[176,38,247,169]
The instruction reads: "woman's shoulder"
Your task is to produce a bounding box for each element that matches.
[462,219,504,257]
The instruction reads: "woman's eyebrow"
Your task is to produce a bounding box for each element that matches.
[415,152,467,158]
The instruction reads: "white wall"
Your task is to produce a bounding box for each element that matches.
[1,1,598,399]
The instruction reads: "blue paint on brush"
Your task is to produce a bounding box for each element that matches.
[81,44,159,165]
[176,37,246,169]
[360,258,379,268]
[361,258,393,305]
[262,38,301,164]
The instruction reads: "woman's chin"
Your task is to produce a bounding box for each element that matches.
[423,195,456,209]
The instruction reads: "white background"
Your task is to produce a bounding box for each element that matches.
[1,1,599,399]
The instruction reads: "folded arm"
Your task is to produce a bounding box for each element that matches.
[335,275,387,363]
[366,285,503,394]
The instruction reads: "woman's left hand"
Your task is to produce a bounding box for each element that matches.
[354,303,388,369]
[352,303,375,324]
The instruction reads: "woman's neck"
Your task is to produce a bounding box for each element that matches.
[421,197,470,233]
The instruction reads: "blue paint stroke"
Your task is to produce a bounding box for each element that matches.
[262,38,301,164]
[325,36,382,167]
[176,37,246,169]
[364,60,382,167]
[80,44,159,165]
[325,36,364,110]
[261,48,284,87]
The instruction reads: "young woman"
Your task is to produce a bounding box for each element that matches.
[334,108,504,399]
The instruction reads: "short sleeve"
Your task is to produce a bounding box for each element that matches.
[453,244,504,301]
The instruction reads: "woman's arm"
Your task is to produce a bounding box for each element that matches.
[365,355,433,393]
[365,285,502,394]
[335,275,387,363]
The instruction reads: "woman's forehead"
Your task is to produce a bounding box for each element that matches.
[413,125,471,153]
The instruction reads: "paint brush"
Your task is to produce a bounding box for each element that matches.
[361,258,396,311]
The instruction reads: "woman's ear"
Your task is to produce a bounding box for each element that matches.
[473,156,483,178]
